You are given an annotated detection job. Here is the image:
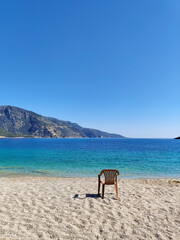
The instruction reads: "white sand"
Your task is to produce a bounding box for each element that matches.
[0,177,179,240]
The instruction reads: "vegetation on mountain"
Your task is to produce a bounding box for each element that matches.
[0,106,125,138]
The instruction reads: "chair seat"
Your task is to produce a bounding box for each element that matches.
[100,179,105,184]
[100,179,115,185]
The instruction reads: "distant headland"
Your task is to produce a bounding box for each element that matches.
[174,137,180,139]
[0,105,125,138]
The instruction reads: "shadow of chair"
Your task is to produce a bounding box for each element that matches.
[86,194,100,199]
[73,194,101,199]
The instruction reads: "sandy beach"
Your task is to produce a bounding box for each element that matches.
[0,177,179,240]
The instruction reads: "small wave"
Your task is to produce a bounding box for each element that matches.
[33,170,51,175]
[0,166,25,171]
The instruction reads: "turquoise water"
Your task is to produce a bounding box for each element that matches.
[0,138,180,178]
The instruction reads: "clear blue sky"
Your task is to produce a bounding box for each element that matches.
[0,0,179,138]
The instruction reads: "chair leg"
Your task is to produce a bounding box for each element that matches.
[115,182,118,198]
[102,184,105,199]
[98,180,100,195]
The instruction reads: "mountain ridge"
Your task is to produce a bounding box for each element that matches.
[0,105,125,138]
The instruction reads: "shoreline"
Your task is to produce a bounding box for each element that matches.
[0,174,180,180]
[0,173,180,180]
[0,168,180,179]
[0,170,180,180]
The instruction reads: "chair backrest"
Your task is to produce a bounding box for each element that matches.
[100,169,119,184]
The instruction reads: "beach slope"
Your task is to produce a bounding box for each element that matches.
[0,177,179,240]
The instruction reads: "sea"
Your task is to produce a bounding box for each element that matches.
[0,138,180,178]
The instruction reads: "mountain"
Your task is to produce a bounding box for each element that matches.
[174,137,180,139]
[0,105,125,138]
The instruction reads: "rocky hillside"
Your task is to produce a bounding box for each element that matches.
[0,106,125,138]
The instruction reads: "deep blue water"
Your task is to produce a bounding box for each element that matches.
[0,138,180,178]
